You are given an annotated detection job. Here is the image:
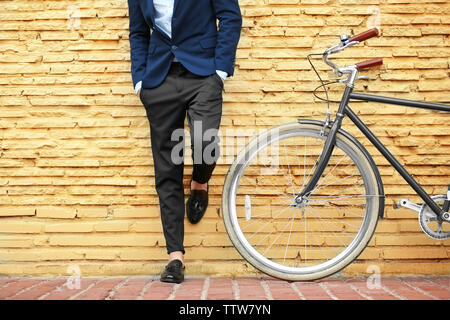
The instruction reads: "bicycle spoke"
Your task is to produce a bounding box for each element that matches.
[299,143,323,194]
[301,136,307,191]
[312,165,359,194]
[252,173,293,200]
[224,125,381,280]
[283,140,297,197]
[262,209,296,256]
[237,205,272,220]
[240,203,293,231]
[239,175,293,201]
[309,182,366,199]
[319,201,366,218]
[309,194,381,202]
[309,153,349,193]
[305,207,351,258]
[283,210,296,263]
[246,205,293,237]
[304,208,307,263]
[254,208,295,250]
[306,206,363,234]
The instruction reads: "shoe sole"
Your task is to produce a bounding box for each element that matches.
[160,276,184,284]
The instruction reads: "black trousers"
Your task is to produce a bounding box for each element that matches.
[139,62,223,255]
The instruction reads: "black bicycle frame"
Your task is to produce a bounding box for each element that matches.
[297,86,450,219]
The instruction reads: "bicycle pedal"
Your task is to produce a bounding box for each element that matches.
[394,198,422,213]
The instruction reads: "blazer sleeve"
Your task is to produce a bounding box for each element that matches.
[128,0,151,88]
[212,0,242,77]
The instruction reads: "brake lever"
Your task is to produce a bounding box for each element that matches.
[325,40,360,55]
[323,39,361,77]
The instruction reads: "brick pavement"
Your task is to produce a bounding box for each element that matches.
[0,275,448,300]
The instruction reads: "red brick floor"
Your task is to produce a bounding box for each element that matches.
[0,275,448,300]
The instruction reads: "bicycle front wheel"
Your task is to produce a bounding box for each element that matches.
[222,121,382,281]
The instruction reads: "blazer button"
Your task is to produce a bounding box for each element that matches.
[171,45,178,50]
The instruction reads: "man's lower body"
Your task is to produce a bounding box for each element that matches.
[139,62,223,282]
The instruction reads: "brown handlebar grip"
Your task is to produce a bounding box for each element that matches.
[349,28,379,42]
[356,58,383,70]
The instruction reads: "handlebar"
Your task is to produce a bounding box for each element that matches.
[349,28,379,42]
[356,58,383,70]
[312,28,383,102]
[322,28,383,82]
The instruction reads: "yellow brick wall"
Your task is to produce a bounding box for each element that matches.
[0,0,448,277]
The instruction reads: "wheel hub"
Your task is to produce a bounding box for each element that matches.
[293,195,308,208]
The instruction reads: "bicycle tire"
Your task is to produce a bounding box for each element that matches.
[222,121,382,281]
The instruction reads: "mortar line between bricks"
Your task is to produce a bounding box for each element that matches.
[289,282,306,300]
[423,277,450,292]
[68,279,102,300]
[200,276,210,300]
[38,279,68,300]
[136,277,155,300]
[6,279,49,300]
[167,283,181,300]
[260,278,273,300]
[231,279,240,300]
[399,277,439,300]
[346,281,371,300]
[0,279,14,292]
[379,281,406,301]
[318,282,338,300]
[105,277,131,300]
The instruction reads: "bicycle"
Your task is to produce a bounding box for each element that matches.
[221,28,450,281]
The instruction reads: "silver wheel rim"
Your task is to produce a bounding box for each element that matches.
[226,127,379,277]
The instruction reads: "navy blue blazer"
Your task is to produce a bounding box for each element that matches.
[128,0,242,89]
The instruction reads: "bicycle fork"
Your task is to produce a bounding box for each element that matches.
[294,86,352,206]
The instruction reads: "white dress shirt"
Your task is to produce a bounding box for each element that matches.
[135,0,227,93]
[153,0,173,39]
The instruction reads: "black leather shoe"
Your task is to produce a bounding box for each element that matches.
[160,259,185,284]
[186,181,209,224]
